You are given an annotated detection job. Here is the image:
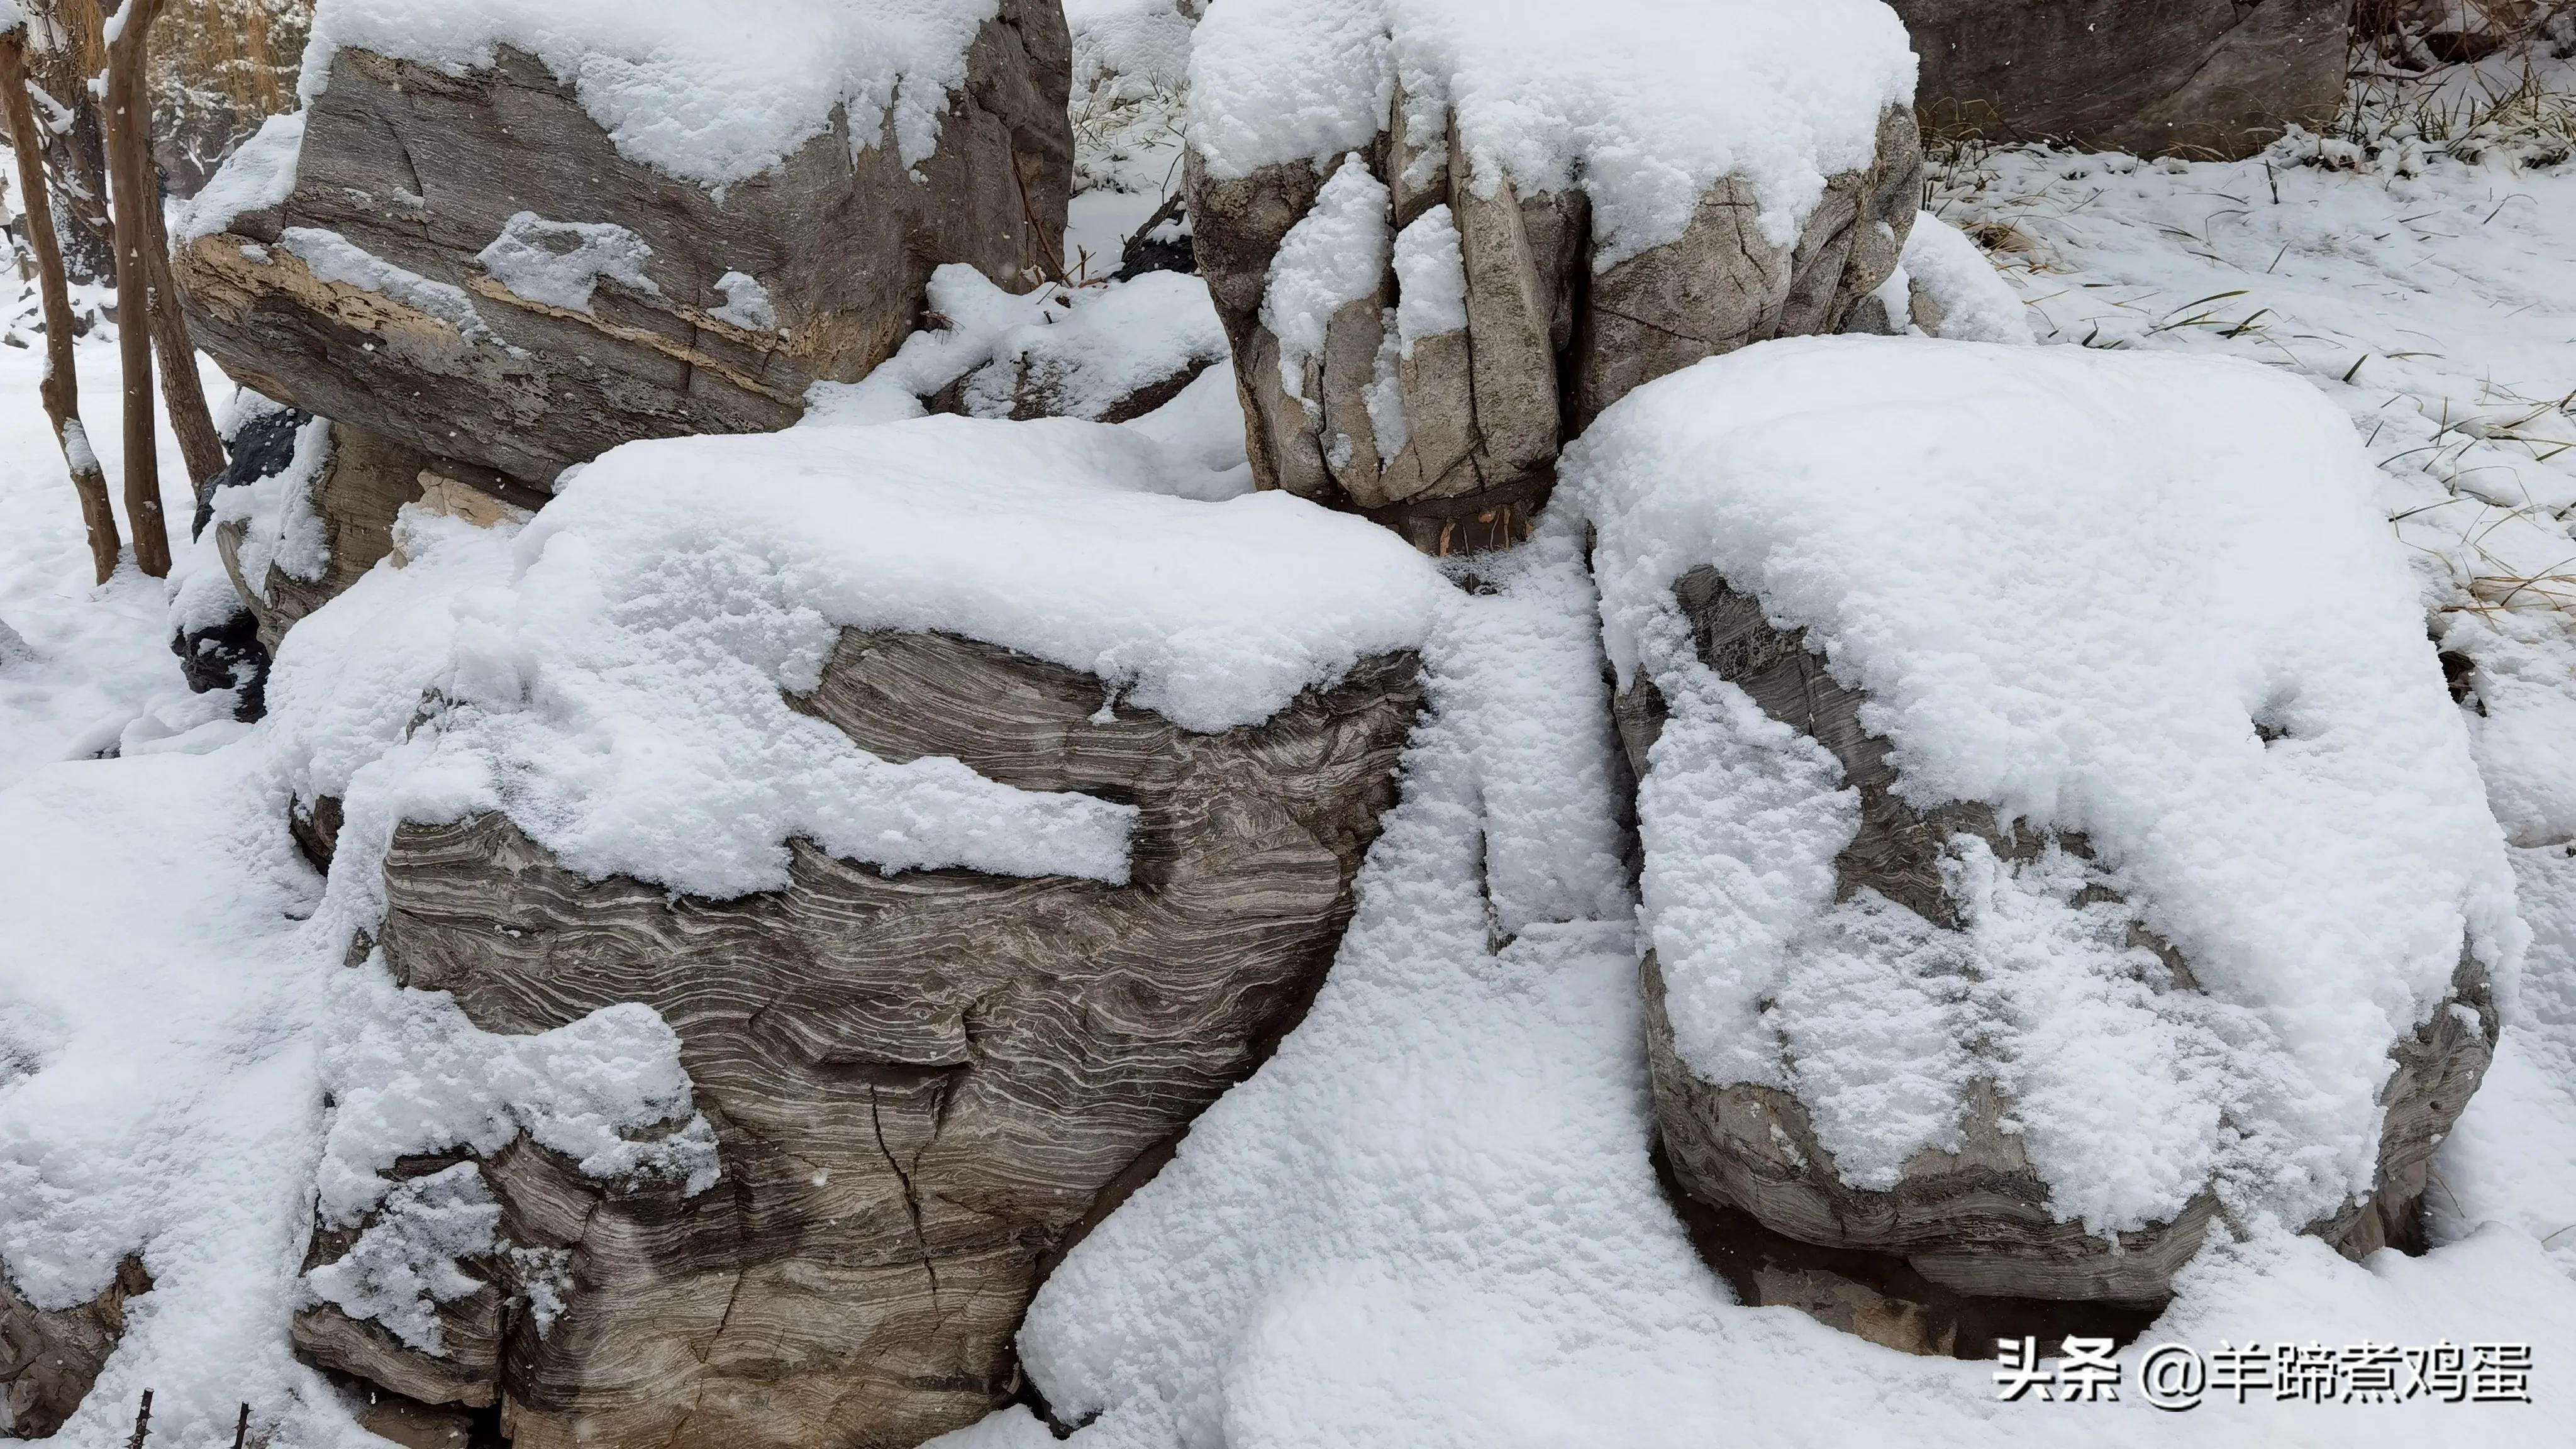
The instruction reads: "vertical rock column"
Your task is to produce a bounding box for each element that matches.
[1192,93,1921,555]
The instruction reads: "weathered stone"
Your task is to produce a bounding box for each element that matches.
[179,1,1073,492]
[0,1257,150,1438]
[1625,567,2498,1337]
[1891,0,2349,158]
[1192,109,1921,555]
[300,631,1421,1449]
[214,422,430,652]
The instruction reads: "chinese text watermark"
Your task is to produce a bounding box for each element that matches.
[1994,1338,2533,1409]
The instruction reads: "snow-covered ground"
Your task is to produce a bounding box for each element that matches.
[0,343,238,785]
[3,23,2576,1449]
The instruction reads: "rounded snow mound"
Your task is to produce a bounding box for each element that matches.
[1572,335,2523,1235]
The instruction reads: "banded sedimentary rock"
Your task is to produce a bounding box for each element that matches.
[304,630,1420,1449]
[177,0,1074,493]
[1623,568,2498,1348]
[1890,0,2350,157]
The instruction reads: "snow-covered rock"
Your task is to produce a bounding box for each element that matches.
[0,1256,148,1438]
[261,413,1443,1446]
[176,0,1075,491]
[1185,0,1924,552]
[1892,0,2350,157]
[1574,336,2518,1322]
[827,264,1233,427]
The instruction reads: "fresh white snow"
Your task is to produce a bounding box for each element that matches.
[1390,204,1467,351]
[1900,210,2036,344]
[813,264,1233,439]
[1188,0,1917,262]
[473,211,660,314]
[277,227,505,346]
[209,409,334,596]
[708,269,780,331]
[1259,154,1389,406]
[175,110,304,243]
[1574,335,2518,1231]
[301,0,1008,188]
[4,23,2576,1449]
[1005,509,2576,1449]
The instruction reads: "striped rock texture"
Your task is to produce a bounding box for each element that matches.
[1192,106,1921,555]
[300,630,1421,1449]
[1619,567,2497,1353]
[176,0,1072,494]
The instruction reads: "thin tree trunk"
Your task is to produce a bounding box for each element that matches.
[25,1,114,287]
[1,26,120,582]
[136,133,222,489]
[102,0,166,575]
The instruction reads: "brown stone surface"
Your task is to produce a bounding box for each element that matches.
[214,422,428,652]
[298,630,1421,1448]
[1891,0,2350,158]
[1192,107,1920,554]
[179,1,1073,492]
[0,1257,150,1438]
[1624,567,2498,1332]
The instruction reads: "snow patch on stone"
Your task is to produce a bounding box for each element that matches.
[1902,212,2035,344]
[1189,0,1916,262]
[302,0,1007,188]
[475,211,660,314]
[179,110,304,242]
[1260,154,1389,407]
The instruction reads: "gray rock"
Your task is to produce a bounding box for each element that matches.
[178,1,1072,492]
[1192,108,1921,555]
[1626,567,2497,1335]
[1891,0,2349,158]
[301,630,1421,1449]
[0,1257,150,1438]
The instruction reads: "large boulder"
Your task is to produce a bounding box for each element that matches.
[262,416,1444,1448]
[1184,0,1924,553]
[303,630,1418,1448]
[1890,0,2350,157]
[177,0,1074,493]
[1574,338,2519,1352]
[1631,569,2495,1319]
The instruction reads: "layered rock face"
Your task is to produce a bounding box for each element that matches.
[177,0,1074,493]
[1623,567,2499,1350]
[1186,4,1924,554]
[1890,0,2350,157]
[301,630,1421,1448]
